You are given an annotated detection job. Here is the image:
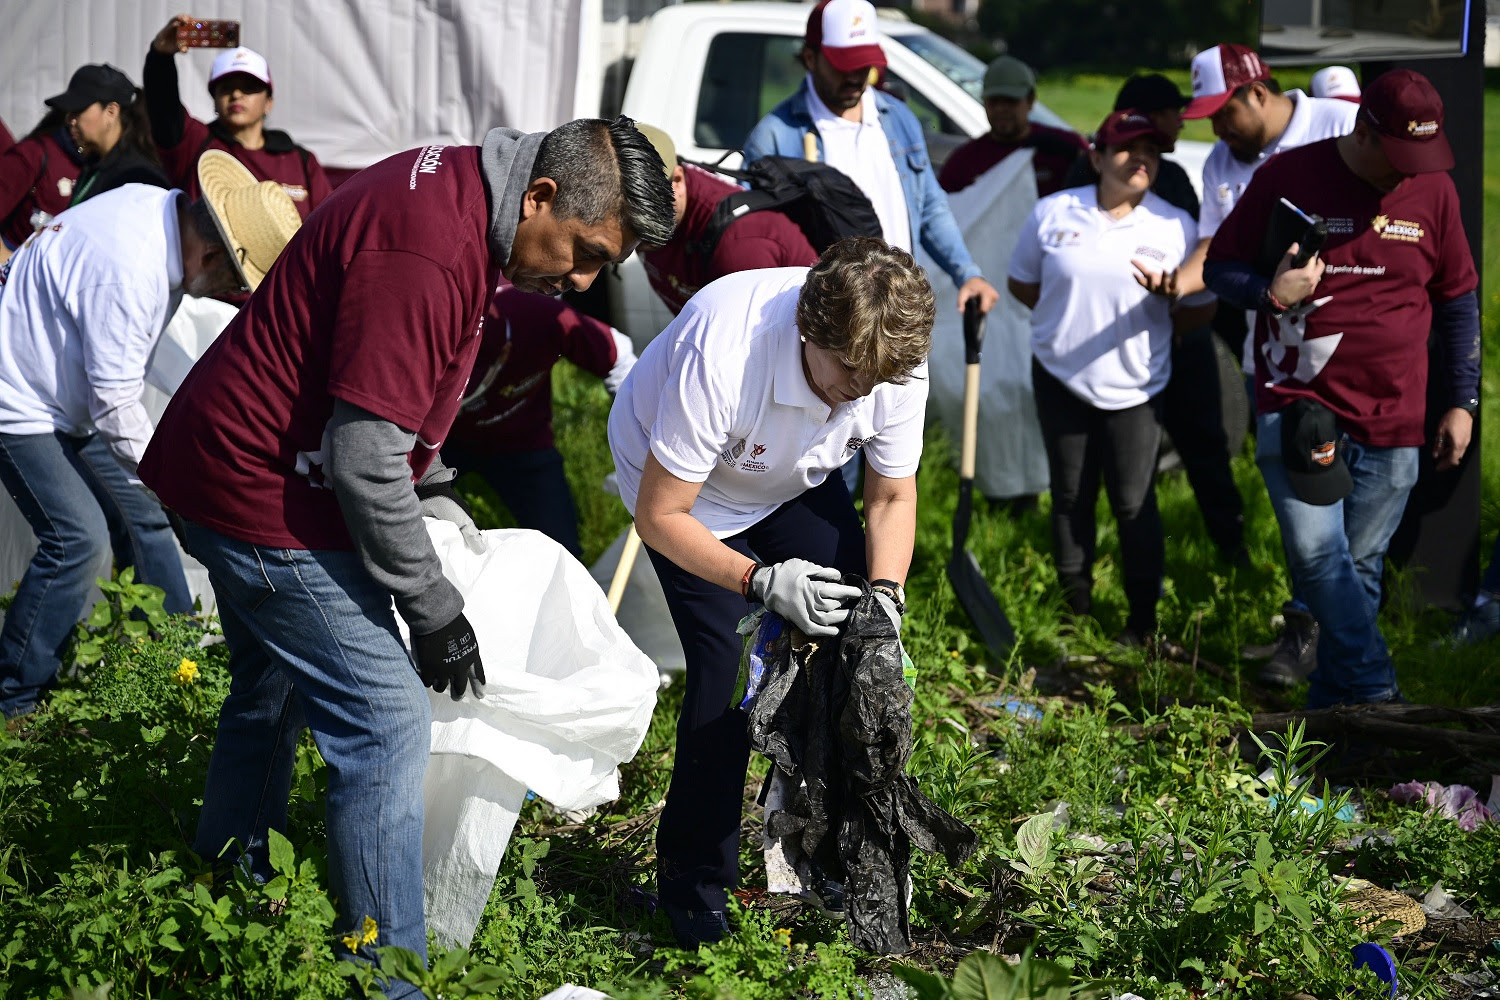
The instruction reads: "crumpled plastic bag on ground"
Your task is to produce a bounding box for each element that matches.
[1388,780,1495,831]
[404,522,660,946]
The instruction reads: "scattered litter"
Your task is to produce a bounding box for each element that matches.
[1351,942,1398,997]
[981,698,1043,722]
[1340,828,1397,849]
[1265,792,1360,823]
[1388,781,1494,831]
[1421,882,1473,921]
[537,987,609,1000]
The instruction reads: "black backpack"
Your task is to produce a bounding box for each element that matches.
[685,155,883,258]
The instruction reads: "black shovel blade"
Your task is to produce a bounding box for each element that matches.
[948,478,1017,662]
[948,548,1017,663]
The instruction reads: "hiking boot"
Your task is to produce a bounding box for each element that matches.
[1439,599,1500,648]
[663,903,728,949]
[1258,606,1318,687]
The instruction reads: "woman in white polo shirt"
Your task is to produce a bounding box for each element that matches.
[1007,109,1210,645]
[608,236,934,947]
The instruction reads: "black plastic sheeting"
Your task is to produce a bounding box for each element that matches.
[743,579,978,954]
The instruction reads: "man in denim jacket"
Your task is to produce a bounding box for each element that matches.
[743,0,998,316]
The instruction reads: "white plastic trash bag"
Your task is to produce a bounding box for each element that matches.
[408,522,660,946]
[920,149,1050,501]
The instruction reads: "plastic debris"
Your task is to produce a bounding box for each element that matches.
[982,698,1044,722]
[1388,780,1494,831]
[1422,882,1473,921]
[537,987,609,1000]
[1351,942,1398,997]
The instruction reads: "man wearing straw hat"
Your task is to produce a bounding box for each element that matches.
[138,117,674,989]
[0,150,299,720]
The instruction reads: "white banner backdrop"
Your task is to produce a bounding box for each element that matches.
[920,149,1050,501]
[0,0,590,170]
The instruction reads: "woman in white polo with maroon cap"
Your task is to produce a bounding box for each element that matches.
[608,236,933,947]
[144,16,331,219]
[1008,110,1210,646]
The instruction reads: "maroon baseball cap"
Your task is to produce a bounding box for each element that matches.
[1359,69,1454,174]
[1094,109,1171,149]
[806,0,887,73]
[1182,44,1270,119]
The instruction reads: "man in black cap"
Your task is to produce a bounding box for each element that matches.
[1065,74,1248,570]
[1204,69,1479,708]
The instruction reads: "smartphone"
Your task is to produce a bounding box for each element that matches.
[1278,198,1326,268]
[177,19,241,48]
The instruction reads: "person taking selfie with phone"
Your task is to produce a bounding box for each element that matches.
[144,15,332,220]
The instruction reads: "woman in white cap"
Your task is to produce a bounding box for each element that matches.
[144,15,331,219]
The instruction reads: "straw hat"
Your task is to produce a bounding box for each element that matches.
[196,149,302,292]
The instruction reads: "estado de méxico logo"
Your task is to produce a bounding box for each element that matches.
[1372,214,1424,243]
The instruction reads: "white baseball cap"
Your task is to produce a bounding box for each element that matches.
[208,47,273,93]
[1310,66,1361,103]
[806,0,886,73]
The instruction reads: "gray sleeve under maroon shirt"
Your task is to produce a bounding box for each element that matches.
[326,398,464,635]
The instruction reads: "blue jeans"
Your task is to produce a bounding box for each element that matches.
[0,431,192,717]
[1255,410,1418,707]
[183,521,430,994]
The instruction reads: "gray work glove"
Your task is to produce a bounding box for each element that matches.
[416,479,486,554]
[749,559,862,637]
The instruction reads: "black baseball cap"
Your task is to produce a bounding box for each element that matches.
[1280,398,1352,506]
[1114,74,1188,114]
[45,64,135,113]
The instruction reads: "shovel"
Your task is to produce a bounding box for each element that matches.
[947,297,1017,661]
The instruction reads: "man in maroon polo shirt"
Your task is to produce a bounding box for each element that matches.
[137,117,674,993]
[1204,70,1478,711]
[635,124,817,314]
[443,278,637,557]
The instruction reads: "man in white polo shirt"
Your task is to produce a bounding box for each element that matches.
[0,159,299,719]
[1178,42,1355,686]
[608,236,933,947]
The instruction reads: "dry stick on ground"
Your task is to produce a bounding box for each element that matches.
[1120,702,1500,762]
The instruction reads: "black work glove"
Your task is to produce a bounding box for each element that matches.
[411,611,486,701]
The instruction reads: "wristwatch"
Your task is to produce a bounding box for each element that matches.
[870,578,906,615]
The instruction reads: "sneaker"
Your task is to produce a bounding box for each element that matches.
[806,871,846,923]
[1441,600,1500,648]
[1258,606,1318,688]
[663,902,729,949]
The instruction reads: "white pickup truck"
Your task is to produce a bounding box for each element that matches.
[604,2,1210,344]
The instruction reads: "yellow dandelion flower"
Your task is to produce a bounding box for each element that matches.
[773,927,791,949]
[342,916,378,952]
[172,658,199,685]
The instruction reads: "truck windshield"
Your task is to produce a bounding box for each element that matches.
[888,31,986,102]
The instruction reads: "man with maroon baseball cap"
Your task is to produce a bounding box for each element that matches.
[1204,69,1478,710]
[1177,41,1357,685]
